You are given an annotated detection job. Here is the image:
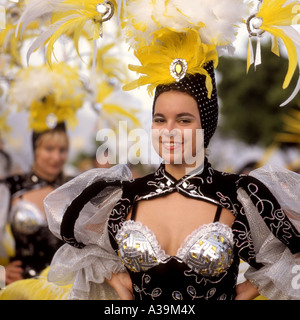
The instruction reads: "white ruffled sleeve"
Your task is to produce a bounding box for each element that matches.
[237,164,300,300]
[0,182,12,260]
[44,164,132,300]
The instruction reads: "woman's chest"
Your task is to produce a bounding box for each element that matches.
[126,193,235,256]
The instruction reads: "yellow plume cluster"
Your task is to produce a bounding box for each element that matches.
[9,63,86,132]
[91,43,130,84]
[17,0,118,65]
[247,0,300,105]
[0,1,40,67]
[0,267,72,300]
[95,81,141,133]
[123,28,218,97]
[249,0,300,85]
[275,106,300,143]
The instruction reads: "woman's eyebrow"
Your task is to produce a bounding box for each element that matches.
[153,113,165,117]
[177,112,196,118]
[153,112,196,118]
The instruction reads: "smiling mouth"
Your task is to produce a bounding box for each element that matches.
[161,141,183,150]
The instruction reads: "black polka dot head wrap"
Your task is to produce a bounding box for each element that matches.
[153,61,218,148]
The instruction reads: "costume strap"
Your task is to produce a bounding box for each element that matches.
[213,205,223,223]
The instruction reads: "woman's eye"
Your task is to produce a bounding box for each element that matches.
[178,118,192,124]
[153,118,165,123]
[60,148,68,154]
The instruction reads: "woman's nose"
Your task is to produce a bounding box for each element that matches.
[165,120,176,132]
[161,123,181,138]
[51,150,62,162]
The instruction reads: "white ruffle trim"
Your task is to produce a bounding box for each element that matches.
[238,164,300,300]
[45,165,132,300]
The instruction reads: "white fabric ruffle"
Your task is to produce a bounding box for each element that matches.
[0,183,12,259]
[237,164,300,300]
[44,164,132,300]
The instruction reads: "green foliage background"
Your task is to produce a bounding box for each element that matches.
[216,43,300,147]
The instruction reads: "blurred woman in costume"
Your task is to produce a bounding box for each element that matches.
[0,63,85,287]
[1,123,69,284]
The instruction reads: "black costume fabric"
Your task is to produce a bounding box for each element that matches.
[57,159,300,300]
[107,160,299,300]
[153,61,218,147]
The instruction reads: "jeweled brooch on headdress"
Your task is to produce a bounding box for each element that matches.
[170,59,188,82]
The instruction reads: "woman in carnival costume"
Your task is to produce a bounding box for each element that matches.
[0,63,85,296]
[17,0,300,300]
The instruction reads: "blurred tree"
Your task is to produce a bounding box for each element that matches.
[216,42,300,146]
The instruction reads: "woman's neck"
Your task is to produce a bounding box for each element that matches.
[165,161,205,180]
[32,167,58,183]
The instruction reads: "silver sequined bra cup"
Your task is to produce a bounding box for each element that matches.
[10,199,47,235]
[116,221,234,277]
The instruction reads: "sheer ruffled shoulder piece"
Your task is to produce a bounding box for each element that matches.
[0,182,11,259]
[237,165,300,300]
[0,183,10,236]
[44,164,132,300]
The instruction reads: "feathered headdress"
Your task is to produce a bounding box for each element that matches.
[16,0,117,64]
[121,0,300,106]
[8,62,86,132]
[123,27,218,97]
[246,0,300,106]
[121,0,250,96]
[0,0,41,67]
[14,0,300,106]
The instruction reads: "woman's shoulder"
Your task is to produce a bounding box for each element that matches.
[4,172,29,195]
[211,167,242,187]
[121,170,157,196]
[212,166,264,188]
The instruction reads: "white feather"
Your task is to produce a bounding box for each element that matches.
[176,0,250,45]
[16,0,65,38]
[26,25,59,64]
[9,65,84,111]
[9,68,56,109]
[123,0,251,52]
[25,14,82,64]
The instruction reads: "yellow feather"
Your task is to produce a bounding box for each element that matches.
[0,267,71,300]
[123,28,218,97]
[257,0,300,26]
[46,16,88,65]
[271,36,280,56]
[247,37,253,73]
[262,26,297,89]
[255,0,300,89]
[103,104,141,126]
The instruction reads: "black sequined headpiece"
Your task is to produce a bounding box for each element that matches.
[153,61,218,148]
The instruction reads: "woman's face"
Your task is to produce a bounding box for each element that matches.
[34,131,69,181]
[152,90,204,167]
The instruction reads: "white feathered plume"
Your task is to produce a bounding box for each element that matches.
[16,0,117,64]
[16,0,64,37]
[123,0,250,55]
